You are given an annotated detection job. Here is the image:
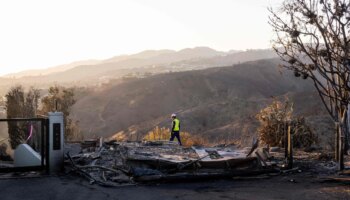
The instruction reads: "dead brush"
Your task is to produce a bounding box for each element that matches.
[182,134,210,147]
[143,126,171,141]
[256,99,317,148]
[143,126,209,147]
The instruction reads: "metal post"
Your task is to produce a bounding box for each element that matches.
[287,125,293,169]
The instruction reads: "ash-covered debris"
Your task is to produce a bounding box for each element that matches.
[65,141,132,187]
[65,139,343,187]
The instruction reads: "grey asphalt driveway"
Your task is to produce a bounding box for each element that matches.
[0,173,349,200]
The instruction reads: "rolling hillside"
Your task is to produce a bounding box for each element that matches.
[0,47,333,148]
[71,58,332,147]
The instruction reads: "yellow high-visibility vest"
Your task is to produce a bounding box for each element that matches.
[173,118,180,131]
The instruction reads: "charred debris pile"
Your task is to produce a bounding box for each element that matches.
[64,139,338,187]
[64,139,292,187]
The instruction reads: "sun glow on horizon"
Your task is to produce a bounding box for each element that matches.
[0,0,280,75]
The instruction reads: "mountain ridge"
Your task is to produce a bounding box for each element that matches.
[1,47,226,78]
[0,48,278,95]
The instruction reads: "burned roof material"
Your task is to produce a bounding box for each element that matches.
[64,140,278,187]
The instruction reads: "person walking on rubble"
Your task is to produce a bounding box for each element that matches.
[169,113,182,145]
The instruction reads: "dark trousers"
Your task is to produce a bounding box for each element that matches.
[170,131,182,145]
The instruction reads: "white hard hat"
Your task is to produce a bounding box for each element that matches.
[171,113,176,117]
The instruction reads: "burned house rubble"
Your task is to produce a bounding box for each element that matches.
[64,139,288,187]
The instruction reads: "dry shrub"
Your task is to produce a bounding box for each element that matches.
[182,134,209,147]
[144,126,171,141]
[143,126,209,147]
[110,131,127,142]
[292,117,318,148]
[256,99,317,148]
[66,120,84,141]
[256,99,292,146]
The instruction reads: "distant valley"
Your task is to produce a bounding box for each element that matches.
[0,47,333,148]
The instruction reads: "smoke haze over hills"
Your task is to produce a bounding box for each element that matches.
[0,47,277,94]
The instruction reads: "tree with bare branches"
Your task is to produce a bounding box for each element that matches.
[269,0,350,166]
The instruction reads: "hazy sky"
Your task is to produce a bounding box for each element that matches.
[0,0,280,76]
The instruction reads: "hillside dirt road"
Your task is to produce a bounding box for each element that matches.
[0,172,349,200]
